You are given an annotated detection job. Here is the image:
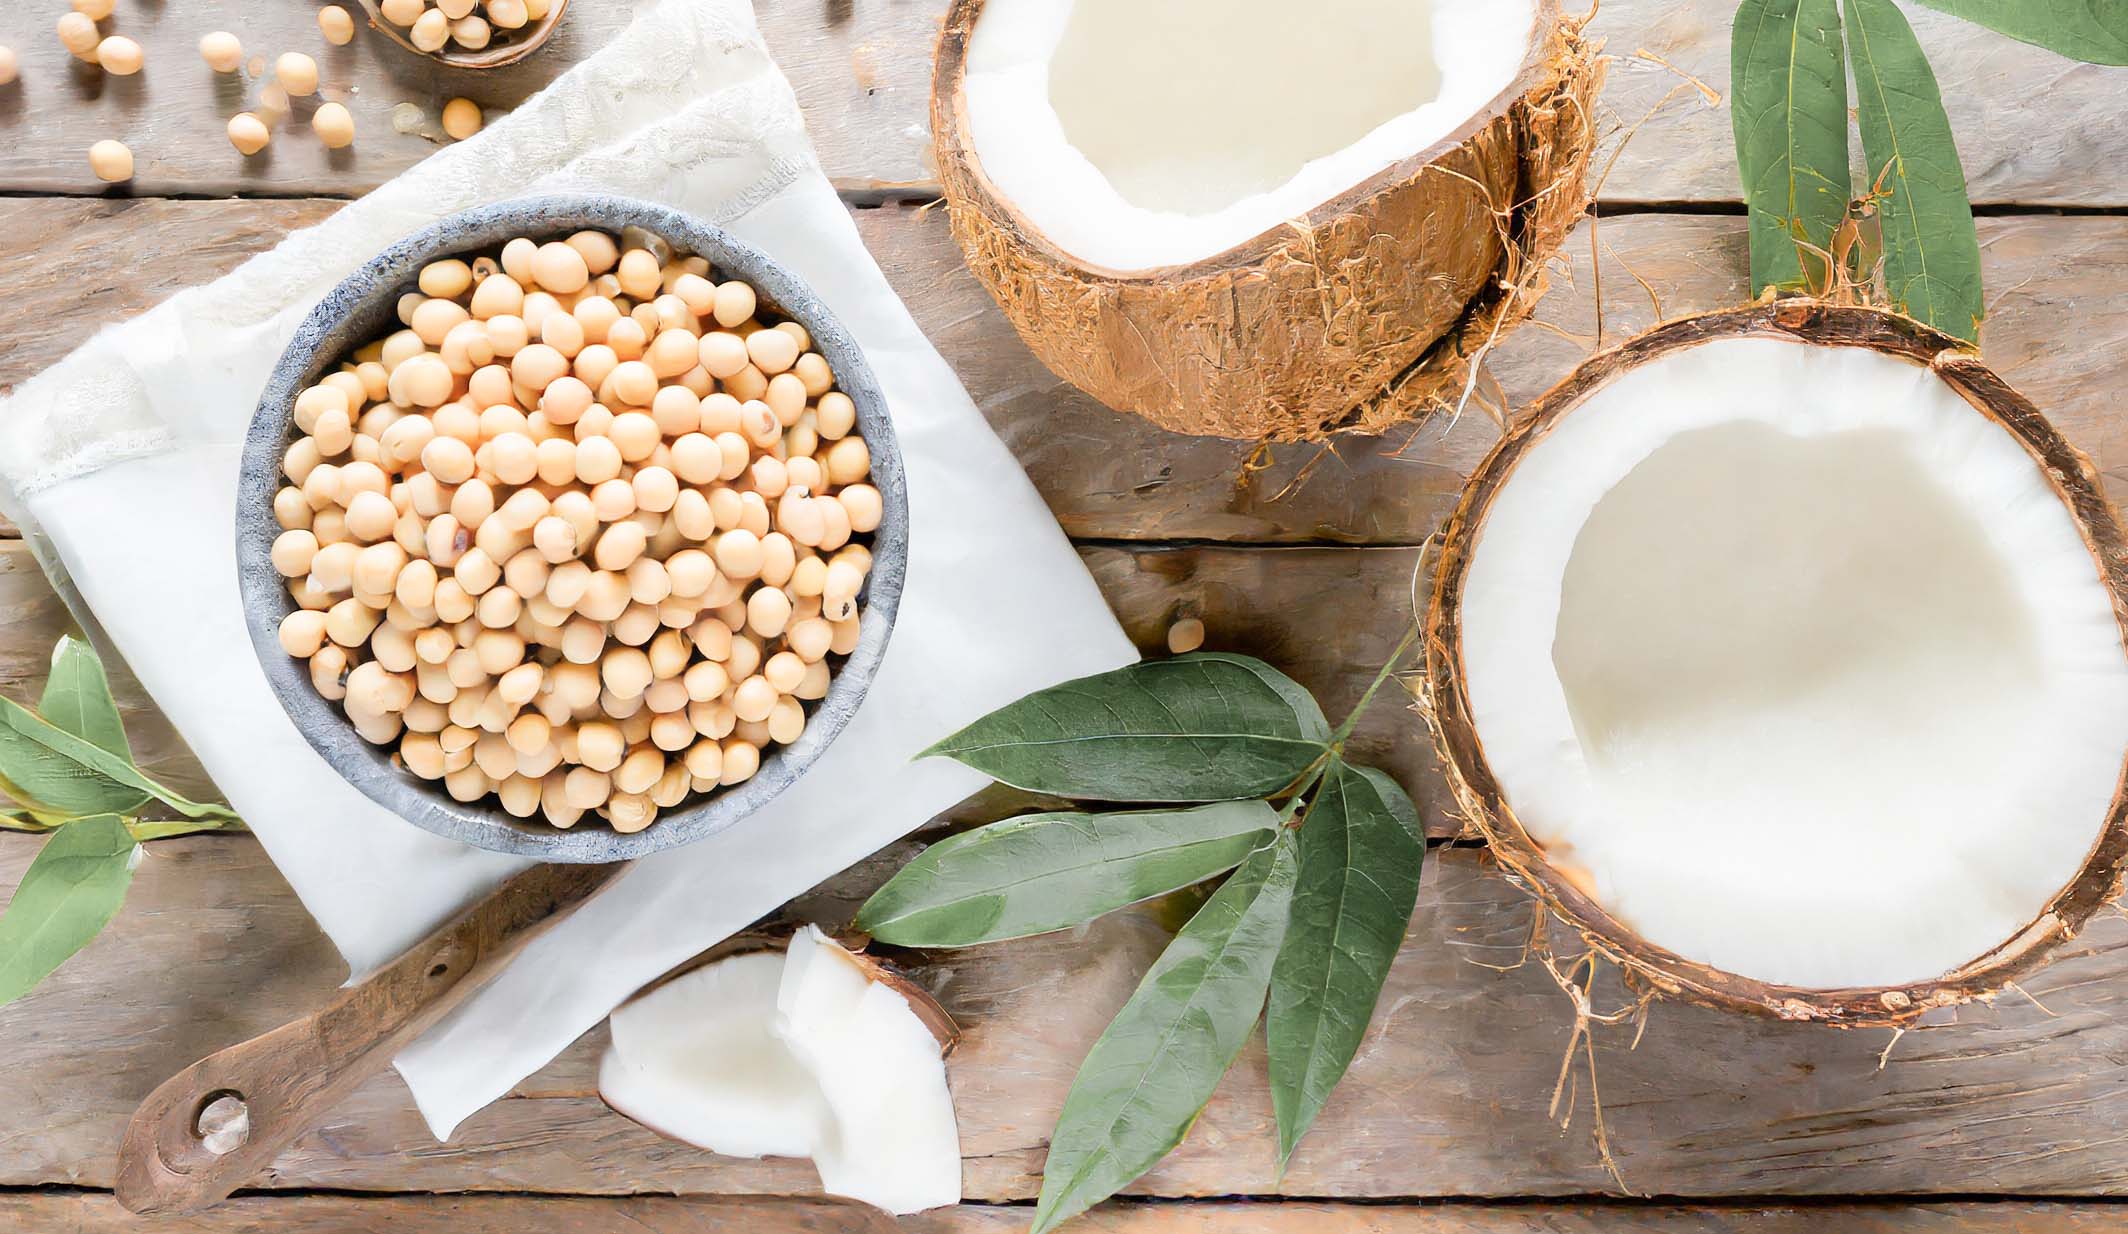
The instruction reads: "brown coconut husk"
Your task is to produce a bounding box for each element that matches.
[1421,300,2128,1029]
[931,1,1603,442]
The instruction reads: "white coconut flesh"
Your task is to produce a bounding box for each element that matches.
[1459,336,2128,990]
[960,0,1538,271]
[596,931,962,1215]
[777,927,963,1216]
[599,951,826,1159]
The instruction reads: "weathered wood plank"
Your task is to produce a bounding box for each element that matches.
[865,205,2128,541]
[4,1194,2125,1234]
[0,538,213,799]
[10,200,2128,546]
[1,1,2122,206]
[9,799,2128,1199]
[0,1193,892,1232]
[0,1,640,197]
[0,200,340,400]
[925,1203,2128,1234]
[790,0,2128,207]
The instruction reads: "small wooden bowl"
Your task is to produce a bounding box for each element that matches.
[353,0,570,69]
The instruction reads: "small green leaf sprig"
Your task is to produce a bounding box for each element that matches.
[0,637,244,1008]
[856,631,1424,1233]
[1732,0,2122,342]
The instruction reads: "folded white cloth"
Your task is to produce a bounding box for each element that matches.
[0,0,1134,1140]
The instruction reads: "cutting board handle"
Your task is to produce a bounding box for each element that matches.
[113,861,619,1216]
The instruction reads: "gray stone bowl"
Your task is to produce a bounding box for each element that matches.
[235,195,907,862]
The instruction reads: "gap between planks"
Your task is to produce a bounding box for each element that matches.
[5,1191,2128,1232]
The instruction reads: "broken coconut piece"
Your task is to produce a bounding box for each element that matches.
[1425,302,2128,1024]
[932,0,1598,440]
[599,950,825,1159]
[597,929,962,1215]
[777,926,962,1215]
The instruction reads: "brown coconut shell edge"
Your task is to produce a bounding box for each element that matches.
[1421,300,2128,1028]
[613,928,961,1051]
[598,928,963,1153]
[931,0,1603,442]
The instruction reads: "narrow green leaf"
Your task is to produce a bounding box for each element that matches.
[0,815,138,1008]
[857,801,1280,947]
[922,654,1329,802]
[1031,832,1298,1234]
[1267,762,1425,1169]
[0,697,153,818]
[1846,0,1986,340]
[40,636,130,759]
[0,698,236,823]
[1912,0,2128,64]
[1732,0,1852,295]
[125,819,246,842]
[0,815,236,841]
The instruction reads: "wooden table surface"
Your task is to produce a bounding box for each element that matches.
[5,1,2128,1230]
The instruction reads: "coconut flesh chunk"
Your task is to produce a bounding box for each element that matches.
[961,0,1539,272]
[1457,334,2128,991]
[599,951,826,1160]
[597,931,962,1215]
[776,926,963,1216]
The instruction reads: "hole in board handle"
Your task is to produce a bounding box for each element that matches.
[193,1092,251,1156]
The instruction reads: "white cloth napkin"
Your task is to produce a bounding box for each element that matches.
[0,0,1134,1140]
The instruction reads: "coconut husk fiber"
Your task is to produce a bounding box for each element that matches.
[1419,300,2128,1028]
[931,2,1603,442]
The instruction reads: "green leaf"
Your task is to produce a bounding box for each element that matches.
[857,801,1280,947]
[1912,0,2128,64]
[1732,0,1852,295]
[40,636,130,759]
[0,697,236,823]
[125,819,246,842]
[0,697,154,818]
[1031,831,1298,1234]
[1846,0,1986,341]
[1267,762,1425,1169]
[0,815,138,1008]
[921,654,1329,802]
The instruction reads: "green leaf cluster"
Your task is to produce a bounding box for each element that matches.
[1728,0,2128,339]
[0,637,245,1009]
[858,645,1425,1232]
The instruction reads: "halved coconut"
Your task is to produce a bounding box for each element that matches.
[1424,302,2128,1024]
[932,0,1600,440]
[598,929,963,1214]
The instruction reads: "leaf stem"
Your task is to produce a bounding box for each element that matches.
[1277,758,1332,828]
[1330,623,1420,749]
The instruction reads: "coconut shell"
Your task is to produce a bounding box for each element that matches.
[618,928,962,1053]
[931,1,1602,442]
[1422,300,2128,1028]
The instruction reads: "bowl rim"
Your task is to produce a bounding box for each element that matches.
[235,193,909,862]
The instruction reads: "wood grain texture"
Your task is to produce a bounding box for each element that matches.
[113,863,620,1216]
[869,207,2128,542]
[0,1,640,196]
[0,199,341,399]
[0,1192,897,1232]
[1,2,2123,204]
[0,537,210,798]
[922,1203,2128,1234]
[10,808,2128,1199]
[765,0,2128,207]
[5,1194,2127,1233]
[11,200,2128,547]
